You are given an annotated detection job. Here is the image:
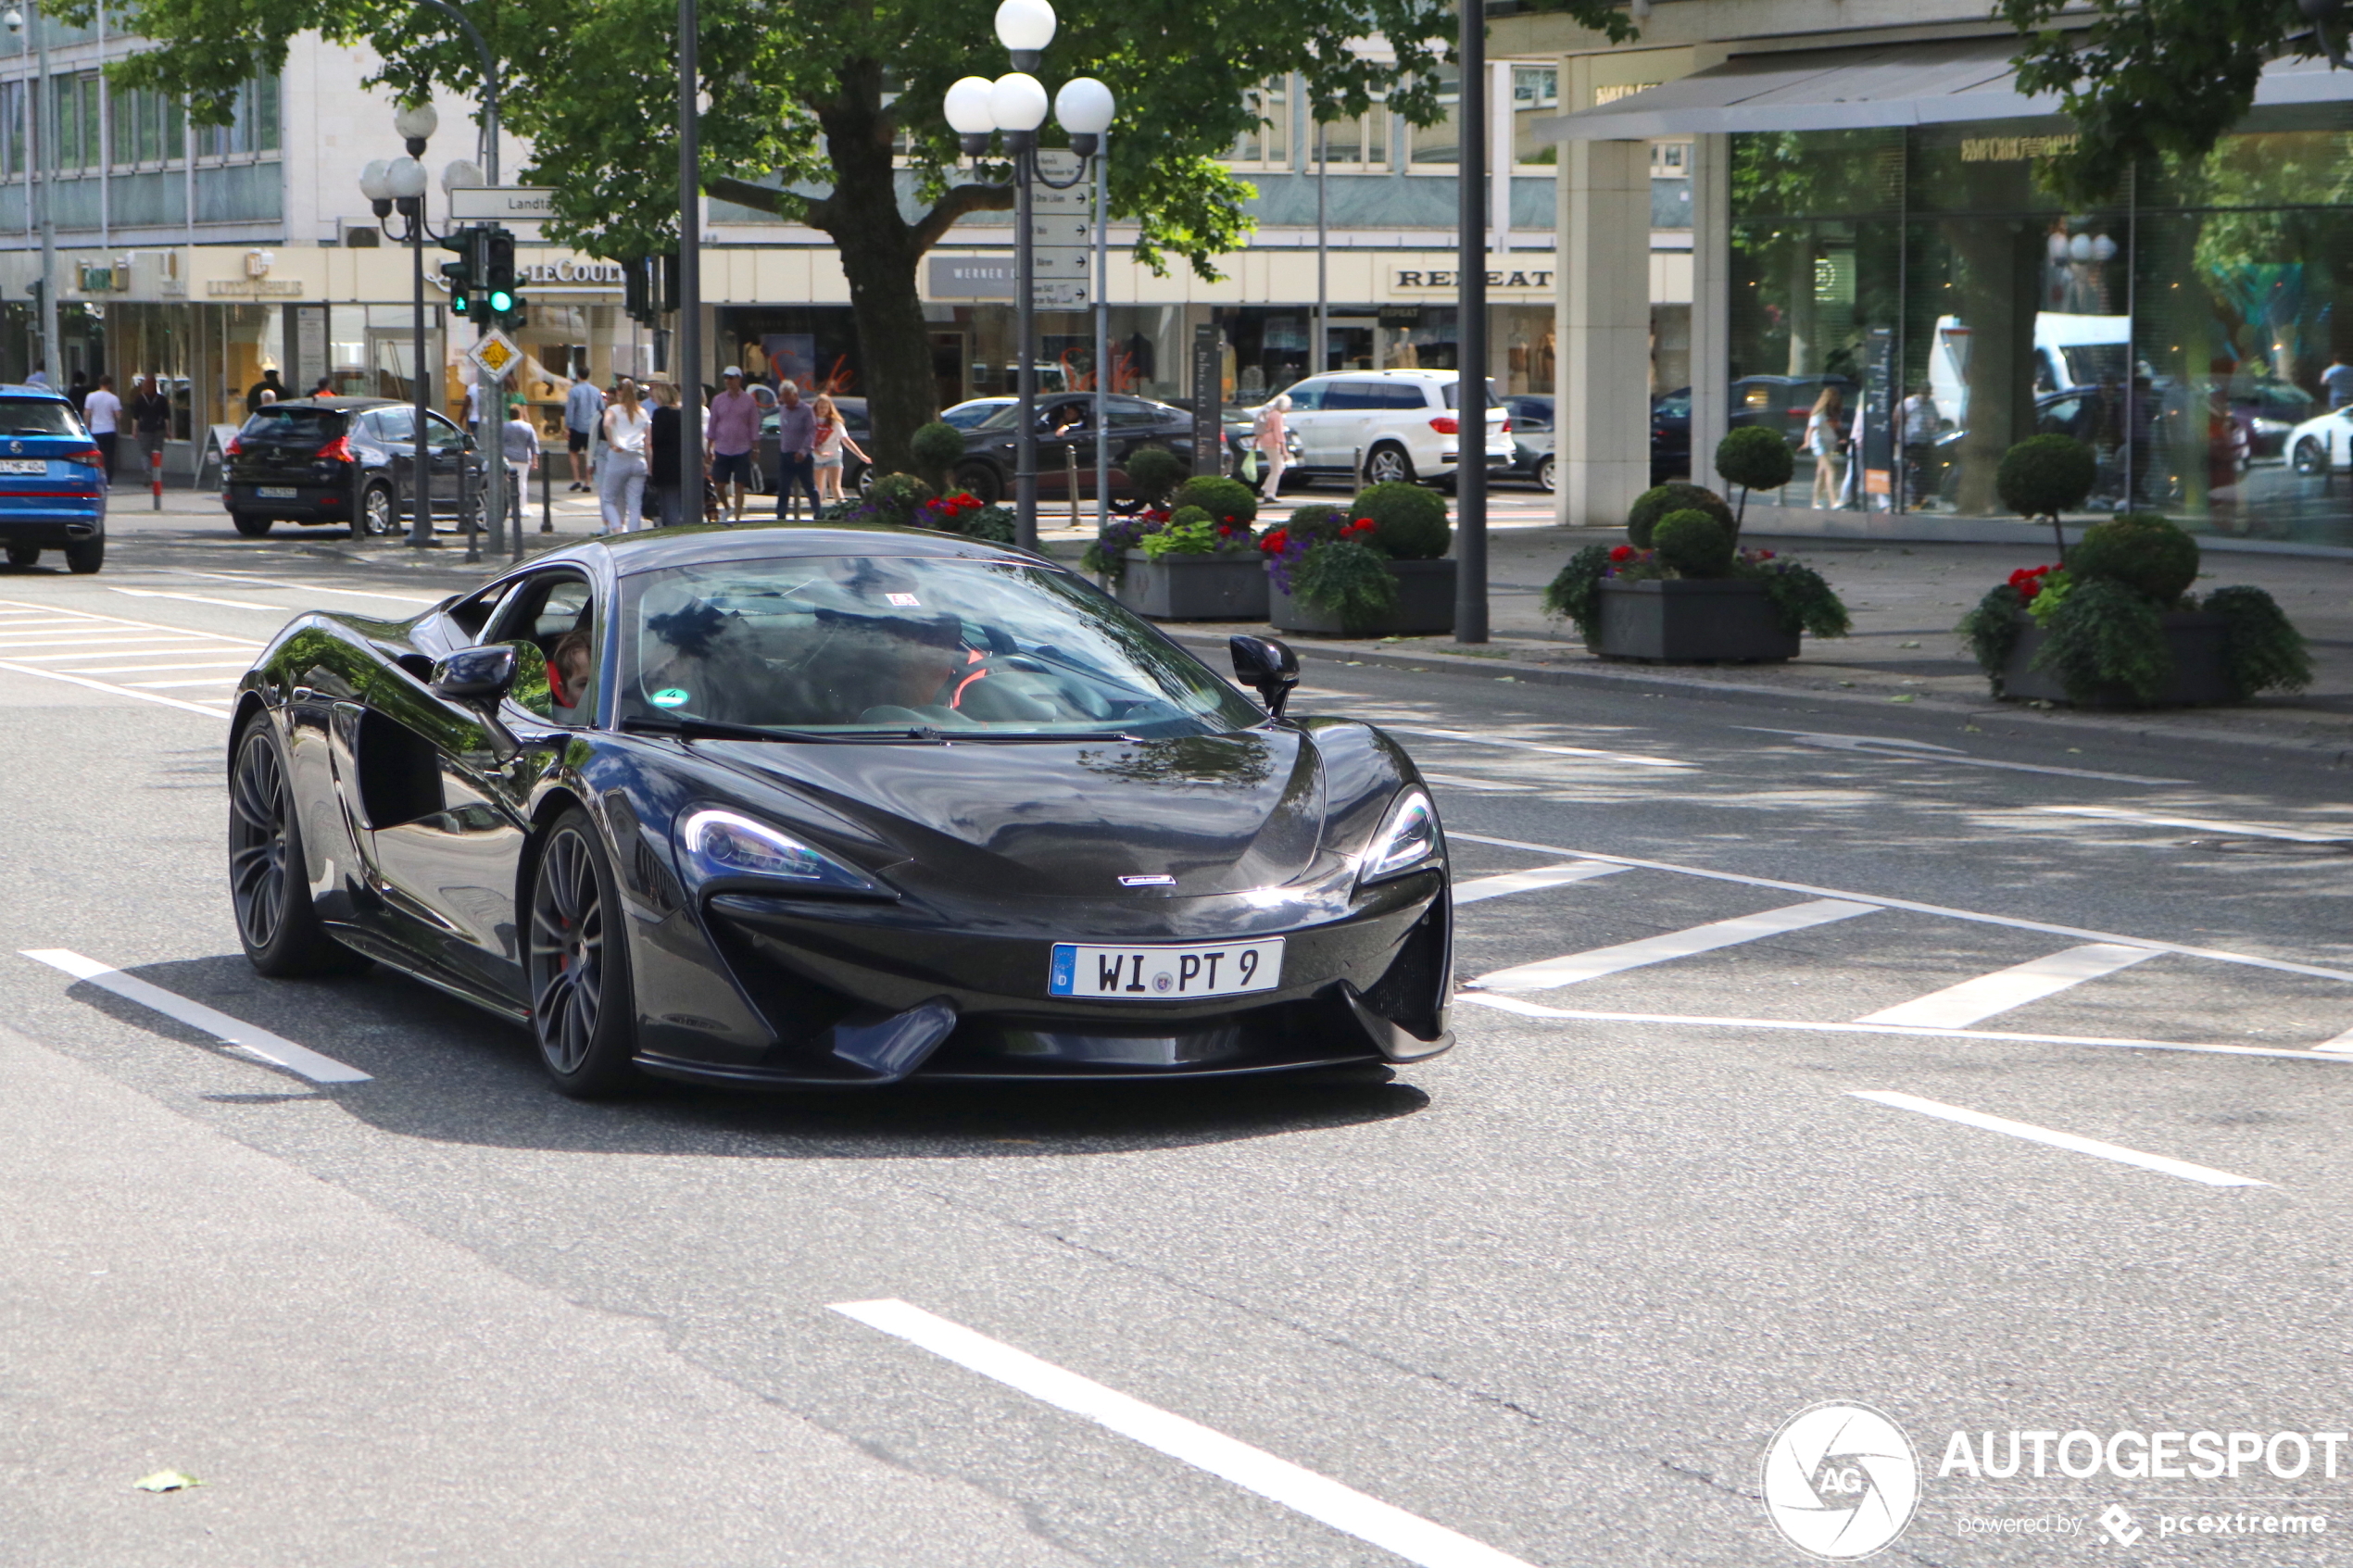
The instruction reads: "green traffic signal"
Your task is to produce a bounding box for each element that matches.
[486,287,515,314]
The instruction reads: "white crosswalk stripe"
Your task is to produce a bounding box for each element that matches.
[1452,862,1626,905]
[0,596,258,718]
[1468,898,1879,993]
[1856,943,2160,1028]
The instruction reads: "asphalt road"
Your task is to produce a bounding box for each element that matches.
[6,529,2353,1567]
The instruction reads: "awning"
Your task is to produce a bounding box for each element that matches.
[1538,35,2353,142]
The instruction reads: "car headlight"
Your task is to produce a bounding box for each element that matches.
[1358,787,1440,886]
[675,807,880,896]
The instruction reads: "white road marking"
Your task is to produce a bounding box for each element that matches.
[1448,831,2353,984]
[1453,862,1627,905]
[831,1298,1535,1568]
[1419,771,1539,793]
[2032,805,2351,844]
[1846,1089,2269,1187]
[1459,992,2353,1064]
[1470,899,1878,992]
[1742,729,2186,785]
[2315,1026,2353,1054]
[107,587,290,611]
[1856,944,2160,1028]
[165,569,445,605]
[59,659,258,673]
[0,659,234,717]
[1385,725,1690,771]
[21,948,371,1084]
[120,676,244,689]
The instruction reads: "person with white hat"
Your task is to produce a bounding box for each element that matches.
[705,365,761,524]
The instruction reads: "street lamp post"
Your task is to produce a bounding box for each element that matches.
[362,107,441,548]
[943,0,1114,553]
[6,1,58,386]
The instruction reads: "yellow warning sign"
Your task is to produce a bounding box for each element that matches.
[466,330,522,379]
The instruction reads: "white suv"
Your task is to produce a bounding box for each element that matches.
[1265,369,1516,490]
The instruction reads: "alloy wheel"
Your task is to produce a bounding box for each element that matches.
[362,485,396,535]
[2296,440,2327,478]
[229,729,290,951]
[1366,446,1410,484]
[529,827,605,1075]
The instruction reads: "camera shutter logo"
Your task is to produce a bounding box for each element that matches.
[1761,1402,1920,1560]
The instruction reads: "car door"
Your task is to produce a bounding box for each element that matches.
[355,571,592,1001]
[368,405,426,515]
[1311,380,1386,469]
[1276,378,1332,467]
[423,410,472,515]
[1035,398,1097,498]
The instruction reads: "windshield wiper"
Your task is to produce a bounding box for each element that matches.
[620,714,882,745]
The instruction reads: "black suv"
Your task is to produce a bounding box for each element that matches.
[951,393,1231,505]
[223,396,487,538]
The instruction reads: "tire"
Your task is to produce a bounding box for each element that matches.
[229,717,361,977]
[358,483,397,537]
[1364,443,1415,485]
[231,511,271,538]
[6,545,37,569]
[2295,438,2329,478]
[855,465,875,498]
[525,809,641,1098]
[64,536,102,574]
[953,462,1003,505]
[1536,453,1556,493]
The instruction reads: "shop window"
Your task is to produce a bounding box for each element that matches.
[1511,65,1558,168]
[1230,77,1290,169]
[1408,67,1458,169]
[194,76,280,160]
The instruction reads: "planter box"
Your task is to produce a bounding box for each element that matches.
[1592,577,1798,663]
[1114,550,1269,621]
[1271,558,1457,636]
[2000,609,2233,707]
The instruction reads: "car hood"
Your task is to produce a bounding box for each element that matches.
[701,728,1327,897]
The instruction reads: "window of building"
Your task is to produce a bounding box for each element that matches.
[195,76,280,159]
[1512,64,1558,167]
[0,81,20,177]
[1408,67,1459,168]
[56,72,104,170]
[1230,77,1290,168]
[1650,141,1689,175]
[1311,94,1388,171]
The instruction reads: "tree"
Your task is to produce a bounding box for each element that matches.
[85,0,1630,470]
[1996,0,2337,205]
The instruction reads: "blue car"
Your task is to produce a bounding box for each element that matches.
[0,383,106,572]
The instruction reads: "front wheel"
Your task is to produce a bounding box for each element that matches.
[2295,438,2329,478]
[358,483,397,537]
[64,536,102,574]
[1365,443,1415,485]
[231,511,271,538]
[230,718,361,976]
[1536,453,1556,493]
[6,545,37,569]
[953,462,1004,505]
[525,810,641,1098]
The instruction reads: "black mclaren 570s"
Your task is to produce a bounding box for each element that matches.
[225,525,1453,1096]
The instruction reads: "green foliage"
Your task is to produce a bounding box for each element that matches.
[1291,538,1400,628]
[1652,509,1735,578]
[2203,583,2313,699]
[2031,575,2173,705]
[1138,506,1255,559]
[812,499,864,523]
[1715,426,1794,496]
[861,471,936,527]
[1168,475,1259,529]
[2070,512,2201,605]
[1542,545,1614,642]
[1959,583,2029,691]
[1122,447,1189,506]
[1629,483,1733,548]
[1996,435,2098,520]
[1745,558,1852,639]
[957,503,1018,545]
[1995,0,2320,206]
[1281,503,1349,546]
[909,420,966,487]
[1349,481,1451,559]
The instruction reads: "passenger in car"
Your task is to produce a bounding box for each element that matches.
[547,629,593,715]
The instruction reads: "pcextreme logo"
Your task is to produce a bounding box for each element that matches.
[1761,1402,1922,1561]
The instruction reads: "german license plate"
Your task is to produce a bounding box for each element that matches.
[257,485,297,498]
[1048,938,1284,999]
[0,459,45,475]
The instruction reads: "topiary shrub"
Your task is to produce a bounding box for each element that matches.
[1629,482,1733,549]
[2069,512,2200,605]
[1290,537,1400,629]
[2205,583,2314,699]
[910,420,967,489]
[1996,434,2097,559]
[1652,508,1735,578]
[1283,503,1349,546]
[1168,474,1259,530]
[1714,426,1794,530]
[861,471,936,528]
[1122,446,1189,506]
[1349,481,1452,559]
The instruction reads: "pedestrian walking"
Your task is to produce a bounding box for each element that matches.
[706,367,761,523]
[811,394,868,506]
[309,375,333,396]
[501,402,540,535]
[563,365,603,492]
[131,376,170,479]
[648,382,687,528]
[67,370,88,416]
[1900,382,1937,509]
[1253,394,1290,496]
[1805,384,1845,509]
[773,383,819,521]
[598,377,651,533]
[2325,354,2353,412]
[82,373,120,479]
[245,369,283,415]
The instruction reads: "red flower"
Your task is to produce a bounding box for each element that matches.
[2008,563,2056,602]
[1609,545,1634,562]
[1259,528,1289,554]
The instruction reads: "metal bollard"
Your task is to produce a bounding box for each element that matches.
[542,448,553,533]
[149,441,162,510]
[1066,444,1081,528]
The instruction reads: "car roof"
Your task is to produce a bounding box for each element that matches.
[1302,369,1466,382]
[537,523,1053,580]
[245,396,398,412]
[0,384,69,400]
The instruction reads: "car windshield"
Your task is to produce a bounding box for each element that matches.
[618,555,1266,739]
[240,406,343,442]
[0,397,84,437]
[941,400,1012,428]
[971,401,1035,433]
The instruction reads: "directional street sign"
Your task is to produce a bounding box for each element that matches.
[466,329,522,380]
[1029,150,1091,309]
[447,186,557,222]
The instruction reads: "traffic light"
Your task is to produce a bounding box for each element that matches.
[25,278,44,312]
[438,226,477,317]
[483,228,516,316]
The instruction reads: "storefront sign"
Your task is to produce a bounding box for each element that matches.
[929,257,1017,300]
[1958,134,2076,163]
[520,258,624,286]
[207,279,302,296]
[1391,267,1554,293]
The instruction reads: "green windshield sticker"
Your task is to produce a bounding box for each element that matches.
[650,687,690,709]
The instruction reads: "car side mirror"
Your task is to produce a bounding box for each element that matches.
[431,643,518,702]
[1229,634,1299,719]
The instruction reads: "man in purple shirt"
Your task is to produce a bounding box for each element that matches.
[704,367,762,524]
[772,382,820,521]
